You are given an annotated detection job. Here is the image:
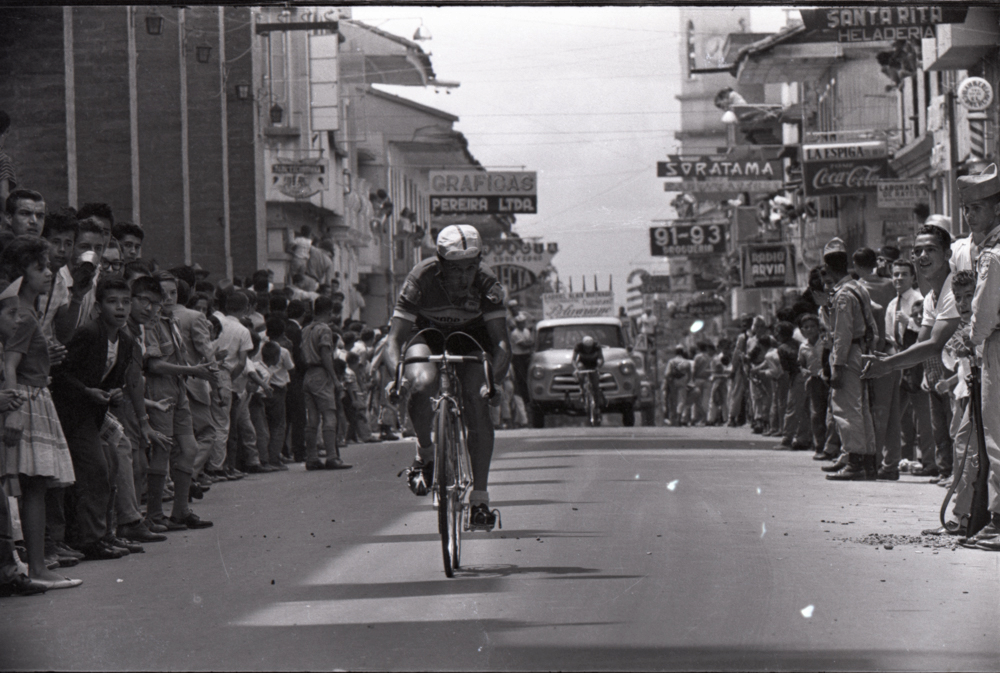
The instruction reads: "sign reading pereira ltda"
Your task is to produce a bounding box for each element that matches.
[801,140,889,197]
[429,171,537,215]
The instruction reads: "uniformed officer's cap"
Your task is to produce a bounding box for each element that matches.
[436,224,482,261]
[957,163,1000,204]
[823,237,847,259]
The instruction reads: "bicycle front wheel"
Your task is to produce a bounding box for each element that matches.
[435,400,458,578]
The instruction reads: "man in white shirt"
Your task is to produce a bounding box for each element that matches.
[206,292,253,480]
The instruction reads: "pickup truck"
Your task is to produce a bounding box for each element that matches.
[527,317,641,427]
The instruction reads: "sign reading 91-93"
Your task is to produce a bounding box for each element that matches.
[650,224,727,257]
[429,171,536,216]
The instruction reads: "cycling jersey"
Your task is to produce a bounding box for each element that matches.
[393,258,507,332]
[573,342,603,369]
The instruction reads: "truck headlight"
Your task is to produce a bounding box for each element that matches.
[619,362,635,376]
[531,366,545,379]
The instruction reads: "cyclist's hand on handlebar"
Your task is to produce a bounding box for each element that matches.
[481,383,502,407]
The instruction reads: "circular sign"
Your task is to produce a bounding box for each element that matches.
[957,77,994,112]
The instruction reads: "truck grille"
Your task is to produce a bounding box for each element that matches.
[550,372,618,395]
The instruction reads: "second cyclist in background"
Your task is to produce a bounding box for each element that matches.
[383,225,511,531]
[573,335,605,411]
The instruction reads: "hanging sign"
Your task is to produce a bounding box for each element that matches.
[877,179,928,209]
[639,275,672,294]
[659,155,783,194]
[801,141,889,197]
[800,7,968,42]
[481,241,558,294]
[429,171,537,215]
[269,159,330,200]
[957,77,994,112]
[741,244,797,289]
[650,223,727,257]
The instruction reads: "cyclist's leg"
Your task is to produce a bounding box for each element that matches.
[403,342,439,463]
[458,362,493,497]
[590,371,604,407]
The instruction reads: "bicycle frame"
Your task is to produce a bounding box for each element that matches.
[576,368,601,426]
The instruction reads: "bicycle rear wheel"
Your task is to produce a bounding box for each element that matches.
[435,400,458,578]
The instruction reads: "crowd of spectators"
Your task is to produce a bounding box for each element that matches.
[0,187,413,596]
[657,224,987,540]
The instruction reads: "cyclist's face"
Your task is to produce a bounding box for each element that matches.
[440,257,479,299]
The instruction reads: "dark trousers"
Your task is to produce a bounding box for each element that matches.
[929,389,954,475]
[286,373,306,461]
[63,417,112,547]
[804,375,829,453]
[0,489,19,583]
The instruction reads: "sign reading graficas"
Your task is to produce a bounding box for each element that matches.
[541,292,614,320]
[429,171,536,215]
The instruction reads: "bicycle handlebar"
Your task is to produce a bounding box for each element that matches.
[390,328,496,402]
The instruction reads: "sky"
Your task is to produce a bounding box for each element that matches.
[351,6,790,308]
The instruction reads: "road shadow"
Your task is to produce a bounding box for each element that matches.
[490,464,572,472]
[453,563,641,581]
[489,479,566,486]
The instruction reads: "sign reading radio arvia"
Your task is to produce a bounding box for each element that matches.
[658,155,783,193]
[741,244,797,289]
[801,140,889,197]
[429,171,536,216]
[650,223,727,257]
[800,6,968,43]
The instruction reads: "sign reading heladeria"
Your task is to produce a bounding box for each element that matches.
[429,171,537,215]
[800,6,968,42]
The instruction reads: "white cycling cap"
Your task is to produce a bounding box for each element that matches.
[436,224,482,261]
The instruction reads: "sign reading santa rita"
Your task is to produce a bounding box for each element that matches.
[800,6,968,42]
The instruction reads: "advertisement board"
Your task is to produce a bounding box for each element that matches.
[650,223,728,257]
[429,171,536,215]
[269,159,330,200]
[799,6,968,42]
[659,155,783,194]
[801,141,889,197]
[741,244,798,288]
[877,179,929,209]
[541,292,614,320]
[482,240,557,295]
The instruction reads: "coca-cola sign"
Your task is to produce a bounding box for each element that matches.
[802,157,890,197]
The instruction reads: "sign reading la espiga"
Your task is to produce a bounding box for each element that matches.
[801,141,889,197]
[650,223,727,257]
[429,171,536,215]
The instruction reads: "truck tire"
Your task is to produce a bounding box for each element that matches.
[641,407,655,426]
[621,403,636,427]
[531,405,545,429]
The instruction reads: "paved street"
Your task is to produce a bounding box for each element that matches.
[2,426,998,672]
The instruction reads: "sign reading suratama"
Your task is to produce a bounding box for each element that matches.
[429,171,537,215]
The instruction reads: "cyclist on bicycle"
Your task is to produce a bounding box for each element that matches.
[384,225,510,531]
[572,335,605,409]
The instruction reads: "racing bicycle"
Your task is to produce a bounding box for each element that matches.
[394,328,496,578]
[577,368,602,427]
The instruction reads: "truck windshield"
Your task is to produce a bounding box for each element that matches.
[535,324,624,352]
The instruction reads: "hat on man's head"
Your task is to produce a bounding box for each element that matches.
[823,237,847,258]
[957,163,1000,204]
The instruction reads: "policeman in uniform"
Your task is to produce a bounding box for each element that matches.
[823,238,879,481]
[961,164,1000,549]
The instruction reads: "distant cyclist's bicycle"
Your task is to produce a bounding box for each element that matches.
[577,368,602,427]
[395,328,496,578]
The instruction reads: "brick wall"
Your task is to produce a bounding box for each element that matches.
[0,6,261,281]
[73,6,133,219]
[0,7,68,206]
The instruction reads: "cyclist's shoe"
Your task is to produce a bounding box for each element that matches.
[469,503,501,532]
[399,459,433,496]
